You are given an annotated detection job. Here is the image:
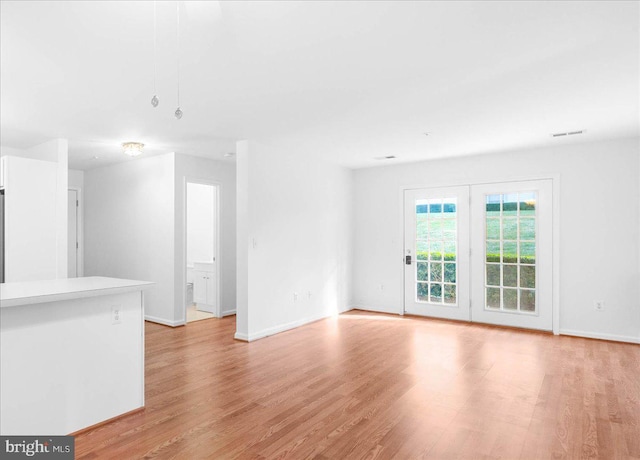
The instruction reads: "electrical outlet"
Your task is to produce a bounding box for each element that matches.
[293,292,299,302]
[111,305,122,324]
[380,284,384,291]
[594,301,605,311]
[307,291,312,300]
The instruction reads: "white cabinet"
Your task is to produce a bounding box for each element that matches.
[193,261,217,315]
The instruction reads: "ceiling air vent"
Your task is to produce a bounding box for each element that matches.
[551,130,584,138]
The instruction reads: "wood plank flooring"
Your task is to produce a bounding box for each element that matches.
[75,311,640,459]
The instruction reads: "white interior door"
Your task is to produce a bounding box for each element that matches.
[404,186,470,321]
[470,180,553,331]
[67,189,78,278]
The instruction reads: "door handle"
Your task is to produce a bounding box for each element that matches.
[405,255,412,265]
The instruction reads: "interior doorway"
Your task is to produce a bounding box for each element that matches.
[184,180,219,323]
[404,179,554,331]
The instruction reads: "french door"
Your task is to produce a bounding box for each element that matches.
[404,186,470,321]
[404,180,553,331]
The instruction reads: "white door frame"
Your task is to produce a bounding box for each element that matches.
[182,177,221,321]
[400,173,560,335]
[67,187,83,277]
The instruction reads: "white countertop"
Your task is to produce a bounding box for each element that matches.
[0,276,155,308]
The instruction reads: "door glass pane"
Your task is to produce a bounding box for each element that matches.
[486,288,500,309]
[417,262,429,281]
[502,218,517,240]
[417,283,429,301]
[444,263,456,283]
[520,265,535,288]
[483,192,538,314]
[503,288,518,310]
[444,241,456,261]
[430,241,443,260]
[503,265,517,287]
[521,290,535,311]
[486,264,500,286]
[430,284,442,302]
[444,284,456,304]
[430,262,442,282]
[415,197,458,305]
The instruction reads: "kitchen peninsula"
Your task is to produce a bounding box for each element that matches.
[0,276,153,435]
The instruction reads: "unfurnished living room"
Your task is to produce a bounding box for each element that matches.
[0,1,638,459]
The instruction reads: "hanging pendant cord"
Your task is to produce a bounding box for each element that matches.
[176,1,180,107]
[153,1,157,95]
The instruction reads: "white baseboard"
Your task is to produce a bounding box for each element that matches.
[349,304,403,315]
[240,311,338,342]
[234,332,249,342]
[145,315,185,327]
[560,329,639,344]
[222,309,236,317]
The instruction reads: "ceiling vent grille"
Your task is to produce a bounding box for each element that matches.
[552,130,584,137]
[374,155,397,160]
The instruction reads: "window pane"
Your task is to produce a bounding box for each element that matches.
[430,262,442,282]
[486,194,501,217]
[503,194,518,216]
[430,241,443,260]
[444,285,456,304]
[430,283,442,302]
[520,265,535,288]
[429,201,443,217]
[417,241,429,260]
[442,219,456,240]
[503,265,517,287]
[503,242,517,263]
[444,241,456,261]
[417,262,429,281]
[504,288,517,310]
[486,218,500,240]
[520,242,535,264]
[519,192,536,215]
[428,225,443,241]
[521,290,536,312]
[417,283,429,301]
[520,218,535,240]
[486,241,501,262]
[444,263,456,283]
[486,288,501,309]
[503,218,517,240]
[486,264,500,286]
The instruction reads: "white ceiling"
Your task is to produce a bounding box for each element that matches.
[1,1,638,170]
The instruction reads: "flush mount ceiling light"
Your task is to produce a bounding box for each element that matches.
[122,142,145,156]
[374,155,397,160]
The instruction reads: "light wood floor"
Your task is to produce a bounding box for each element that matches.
[75,311,639,459]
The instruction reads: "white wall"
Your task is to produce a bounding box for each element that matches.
[236,140,353,341]
[1,140,69,280]
[186,182,215,266]
[84,153,176,325]
[2,156,58,282]
[352,137,640,343]
[174,154,236,320]
[68,169,84,189]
